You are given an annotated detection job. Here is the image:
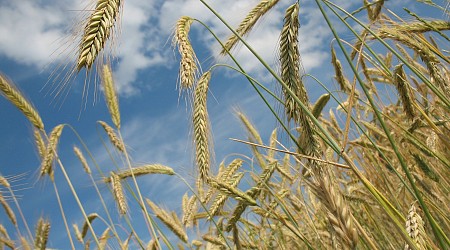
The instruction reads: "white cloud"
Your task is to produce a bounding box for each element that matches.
[0,0,353,95]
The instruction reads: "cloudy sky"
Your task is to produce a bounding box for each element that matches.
[0,0,441,248]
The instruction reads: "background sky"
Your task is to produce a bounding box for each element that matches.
[0,0,444,248]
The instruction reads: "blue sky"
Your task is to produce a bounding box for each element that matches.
[0,0,444,248]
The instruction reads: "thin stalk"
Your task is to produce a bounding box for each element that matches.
[116,130,167,250]
[47,139,101,248]
[319,1,449,248]
[52,180,76,250]
[6,185,33,241]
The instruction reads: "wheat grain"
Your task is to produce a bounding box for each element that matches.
[193,71,212,183]
[98,121,126,152]
[0,73,44,130]
[221,0,281,54]
[174,16,198,90]
[101,64,121,129]
[77,0,122,71]
[110,172,127,214]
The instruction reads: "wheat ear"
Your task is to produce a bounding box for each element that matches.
[73,146,92,174]
[0,192,16,226]
[103,164,175,182]
[393,64,416,120]
[110,172,127,215]
[193,71,212,183]
[279,3,317,155]
[174,16,198,90]
[404,202,426,250]
[0,73,44,130]
[101,64,121,129]
[221,0,281,54]
[34,218,50,250]
[98,228,110,250]
[81,213,99,239]
[146,199,188,243]
[77,0,122,71]
[98,120,126,152]
[40,125,65,180]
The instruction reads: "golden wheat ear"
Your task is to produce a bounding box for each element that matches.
[77,0,122,71]
[0,73,44,131]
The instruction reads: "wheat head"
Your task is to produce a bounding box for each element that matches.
[77,0,122,71]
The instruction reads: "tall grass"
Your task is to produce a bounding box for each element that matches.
[0,0,449,249]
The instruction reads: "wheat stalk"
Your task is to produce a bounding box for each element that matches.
[77,0,122,71]
[221,0,281,54]
[193,71,212,183]
[174,16,198,90]
[0,73,44,130]
[101,64,121,129]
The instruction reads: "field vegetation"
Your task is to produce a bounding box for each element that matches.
[0,0,449,249]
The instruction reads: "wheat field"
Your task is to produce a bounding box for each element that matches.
[0,0,449,249]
